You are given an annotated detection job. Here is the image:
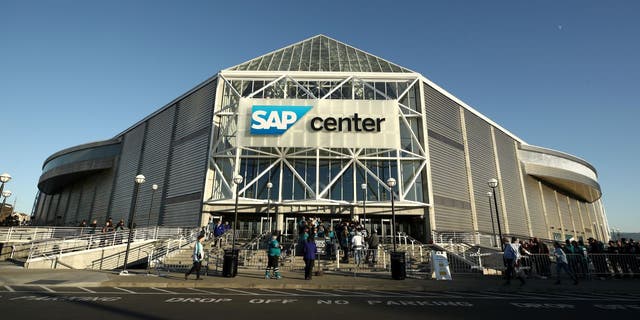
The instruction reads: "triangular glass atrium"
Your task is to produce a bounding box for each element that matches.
[226,34,413,73]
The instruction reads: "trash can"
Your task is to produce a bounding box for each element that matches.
[222,249,239,277]
[390,251,406,280]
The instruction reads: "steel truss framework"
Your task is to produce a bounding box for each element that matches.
[207,72,429,209]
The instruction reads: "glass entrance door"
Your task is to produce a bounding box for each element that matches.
[284,217,297,237]
[260,216,272,235]
[381,218,392,244]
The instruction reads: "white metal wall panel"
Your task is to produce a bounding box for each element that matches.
[557,194,572,237]
[161,80,215,226]
[37,194,52,224]
[423,84,463,143]
[110,124,146,222]
[167,135,209,198]
[174,82,215,140]
[424,82,472,231]
[162,200,202,227]
[91,170,114,224]
[464,110,497,233]
[47,193,60,225]
[33,193,47,224]
[134,106,176,227]
[65,183,82,225]
[568,199,584,239]
[428,136,472,231]
[523,176,547,237]
[494,131,528,236]
[77,178,96,223]
[56,188,70,225]
[541,185,560,234]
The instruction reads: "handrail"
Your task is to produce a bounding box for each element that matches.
[26,226,193,262]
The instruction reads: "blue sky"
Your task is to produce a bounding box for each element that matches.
[1,1,638,231]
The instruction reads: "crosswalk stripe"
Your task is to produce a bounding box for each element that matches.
[368,290,405,296]
[187,288,218,294]
[114,287,136,294]
[332,289,370,296]
[78,287,96,293]
[150,287,176,294]
[224,288,258,295]
[259,289,298,296]
[40,286,56,293]
[4,285,15,292]
[295,289,339,296]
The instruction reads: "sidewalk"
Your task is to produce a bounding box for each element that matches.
[1,264,639,293]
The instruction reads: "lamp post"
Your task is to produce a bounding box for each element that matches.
[387,177,406,280]
[223,175,243,278]
[487,178,504,248]
[146,184,158,227]
[361,183,367,233]
[120,174,145,275]
[487,191,497,247]
[1,190,12,223]
[0,173,11,196]
[386,178,397,252]
[231,175,243,250]
[266,182,273,233]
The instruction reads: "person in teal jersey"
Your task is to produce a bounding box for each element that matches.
[185,234,205,280]
[265,232,282,279]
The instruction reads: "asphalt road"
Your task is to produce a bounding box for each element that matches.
[1,287,639,319]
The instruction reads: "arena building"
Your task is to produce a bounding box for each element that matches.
[33,35,608,244]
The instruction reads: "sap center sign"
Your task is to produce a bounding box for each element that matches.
[238,98,400,149]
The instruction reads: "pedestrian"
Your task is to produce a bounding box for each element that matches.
[553,241,578,285]
[303,235,317,280]
[265,232,282,279]
[79,220,87,228]
[503,237,526,285]
[352,231,365,266]
[213,220,225,247]
[185,234,205,280]
[340,228,350,263]
[89,219,98,234]
[367,229,380,265]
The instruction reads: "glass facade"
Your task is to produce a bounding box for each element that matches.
[208,75,428,206]
[228,35,412,73]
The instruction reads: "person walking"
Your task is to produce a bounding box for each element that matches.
[185,234,205,280]
[554,241,579,285]
[352,231,365,266]
[367,229,380,265]
[503,237,526,285]
[303,235,317,280]
[265,232,282,279]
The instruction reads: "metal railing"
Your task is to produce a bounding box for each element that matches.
[26,226,193,262]
[0,226,92,242]
[90,228,200,271]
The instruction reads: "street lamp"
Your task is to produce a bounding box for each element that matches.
[487,178,504,248]
[487,191,497,247]
[146,184,158,227]
[386,177,405,280]
[0,173,11,198]
[386,178,397,252]
[231,175,243,250]
[121,174,145,275]
[361,183,367,233]
[1,190,13,223]
[266,182,273,233]
[223,175,243,278]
